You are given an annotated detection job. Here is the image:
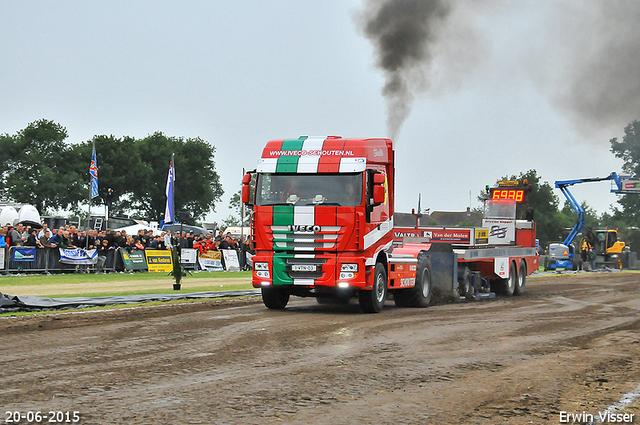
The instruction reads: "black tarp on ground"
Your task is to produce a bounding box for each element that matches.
[0,290,261,312]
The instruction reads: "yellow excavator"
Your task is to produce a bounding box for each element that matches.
[581,228,628,269]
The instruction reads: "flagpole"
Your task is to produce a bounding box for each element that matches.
[164,153,175,226]
[86,141,95,249]
[87,141,98,250]
[171,153,175,224]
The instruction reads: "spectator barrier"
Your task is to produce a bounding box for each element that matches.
[0,247,252,275]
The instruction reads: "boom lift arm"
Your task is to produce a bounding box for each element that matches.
[554,172,627,247]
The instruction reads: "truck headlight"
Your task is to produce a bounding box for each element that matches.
[340,263,358,280]
[254,262,269,271]
[340,263,358,272]
[254,262,270,278]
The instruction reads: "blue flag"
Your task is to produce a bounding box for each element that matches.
[164,157,175,224]
[90,146,98,199]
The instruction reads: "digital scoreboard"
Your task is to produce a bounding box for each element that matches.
[489,187,528,203]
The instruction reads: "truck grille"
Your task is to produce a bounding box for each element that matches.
[270,225,340,251]
[286,257,326,279]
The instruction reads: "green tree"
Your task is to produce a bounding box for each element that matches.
[610,120,640,225]
[1,121,224,223]
[72,132,224,222]
[130,132,223,222]
[68,134,143,214]
[0,119,85,213]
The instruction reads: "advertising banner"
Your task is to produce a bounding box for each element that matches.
[620,176,640,193]
[482,219,516,245]
[180,248,198,265]
[198,250,223,272]
[120,249,148,271]
[12,247,36,262]
[145,249,174,273]
[59,248,98,265]
[222,249,240,271]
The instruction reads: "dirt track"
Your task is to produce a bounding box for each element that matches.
[2,272,640,424]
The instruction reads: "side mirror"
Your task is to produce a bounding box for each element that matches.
[373,173,385,185]
[242,173,252,204]
[242,185,251,204]
[373,185,385,204]
[371,172,386,205]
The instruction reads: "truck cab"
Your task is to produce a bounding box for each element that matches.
[244,136,395,309]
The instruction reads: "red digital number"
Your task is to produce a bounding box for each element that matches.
[491,189,524,203]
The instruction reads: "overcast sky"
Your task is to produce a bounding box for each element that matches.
[2,0,639,224]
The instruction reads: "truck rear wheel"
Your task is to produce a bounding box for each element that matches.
[261,286,290,309]
[514,260,526,295]
[359,262,387,313]
[458,266,473,300]
[501,261,517,296]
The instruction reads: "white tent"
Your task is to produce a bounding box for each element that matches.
[113,223,162,236]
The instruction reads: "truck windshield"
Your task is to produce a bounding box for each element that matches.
[255,173,363,207]
[484,199,516,219]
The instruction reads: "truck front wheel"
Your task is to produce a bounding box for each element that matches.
[261,286,290,309]
[359,263,387,313]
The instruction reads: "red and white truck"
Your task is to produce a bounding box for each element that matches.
[242,136,539,313]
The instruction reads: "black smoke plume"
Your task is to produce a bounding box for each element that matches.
[358,0,451,140]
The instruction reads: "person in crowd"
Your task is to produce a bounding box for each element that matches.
[76,230,87,248]
[164,230,173,249]
[8,225,23,247]
[134,237,145,250]
[146,230,155,247]
[61,230,75,249]
[122,236,136,253]
[24,228,43,247]
[38,223,53,239]
[147,235,158,249]
[39,229,53,248]
[116,230,127,248]
[215,230,224,242]
[85,229,98,250]
[186,231,194,248]
[17,223,27,243]
[49,228,64,248]
[95,238,113,272]
[0,228,7,248]
[3,225,10,246]
[588,247,597,270]
[103,229,117,248]
[68,226,80,246]
[220,234,234,250]
[97,238,114,255]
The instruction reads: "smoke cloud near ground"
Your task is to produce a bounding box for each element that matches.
[357,0,640,143]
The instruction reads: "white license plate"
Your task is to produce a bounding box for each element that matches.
[291,264,317,272]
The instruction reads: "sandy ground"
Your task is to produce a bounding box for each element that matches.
[1,272,640,424]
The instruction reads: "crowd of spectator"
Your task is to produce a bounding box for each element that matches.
[2,222,251,257]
